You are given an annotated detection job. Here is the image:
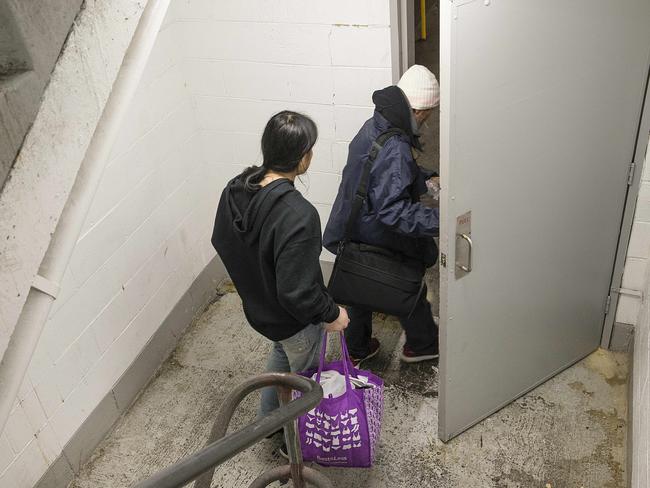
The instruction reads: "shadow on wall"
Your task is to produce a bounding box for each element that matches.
[0,0,83,190]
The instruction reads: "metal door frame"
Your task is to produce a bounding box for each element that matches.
[602,67,650,348]
[389,0,415,83]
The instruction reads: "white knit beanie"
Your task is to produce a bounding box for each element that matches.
[397,65,440,110]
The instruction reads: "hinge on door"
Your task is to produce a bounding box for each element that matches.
[627,162,636,185]
[604,294,612,315]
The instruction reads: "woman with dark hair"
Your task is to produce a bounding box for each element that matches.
[211,111,349,425]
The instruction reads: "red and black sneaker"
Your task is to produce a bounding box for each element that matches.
[350,338,381,367]
[400,345,439,363]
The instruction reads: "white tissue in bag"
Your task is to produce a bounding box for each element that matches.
[311,371,374,399]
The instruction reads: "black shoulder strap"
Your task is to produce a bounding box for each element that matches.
[343,128,406,240]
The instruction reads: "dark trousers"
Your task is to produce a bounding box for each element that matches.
[345,285,439,358]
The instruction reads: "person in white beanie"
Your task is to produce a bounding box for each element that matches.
[398,64,440,126]
[324,65,440,364]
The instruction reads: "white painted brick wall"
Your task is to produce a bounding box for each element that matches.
[618,135,650,487]
[0,0,147,376]
[0,6,216,486]
[0,1,394,485]
[330,26,392,67]
[181,0,393,262]
[170,0,390,27]
[632,236,650,488]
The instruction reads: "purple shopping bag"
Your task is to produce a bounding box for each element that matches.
[294,332,384,468]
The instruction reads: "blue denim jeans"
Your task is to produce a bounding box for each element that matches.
[259,323,323,418]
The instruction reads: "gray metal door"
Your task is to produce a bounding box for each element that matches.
[438,0,650,441]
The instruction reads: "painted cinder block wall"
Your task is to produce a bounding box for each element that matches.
[173,0,394,260]
[632,253,650,487]
[0,1,395,486]
[0,6,204,487]
[627,135,650,487]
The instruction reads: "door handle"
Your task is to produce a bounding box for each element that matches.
[455,233,473,273]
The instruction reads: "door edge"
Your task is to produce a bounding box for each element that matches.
[602,63,650,349]
[389,0,415,83]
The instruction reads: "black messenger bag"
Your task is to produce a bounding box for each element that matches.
[327,128,426,317]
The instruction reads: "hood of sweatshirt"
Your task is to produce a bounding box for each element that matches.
[225,176,295,244]
[371,85,422,150]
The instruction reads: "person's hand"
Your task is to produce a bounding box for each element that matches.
[428,176,440,187]
[324,306,349,332]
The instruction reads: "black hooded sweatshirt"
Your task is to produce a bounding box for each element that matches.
[211,175,339,341]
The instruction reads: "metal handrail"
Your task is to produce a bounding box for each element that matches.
[133,373,332,488]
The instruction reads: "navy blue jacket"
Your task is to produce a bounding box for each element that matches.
[324,111,439,266]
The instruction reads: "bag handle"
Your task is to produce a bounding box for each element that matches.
[342,128,406,242]
[316,331,354,393]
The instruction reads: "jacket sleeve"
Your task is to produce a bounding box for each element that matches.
[275,237,340,326]
[370,143,440,238]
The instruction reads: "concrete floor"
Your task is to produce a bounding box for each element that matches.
[71,286,628,488]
